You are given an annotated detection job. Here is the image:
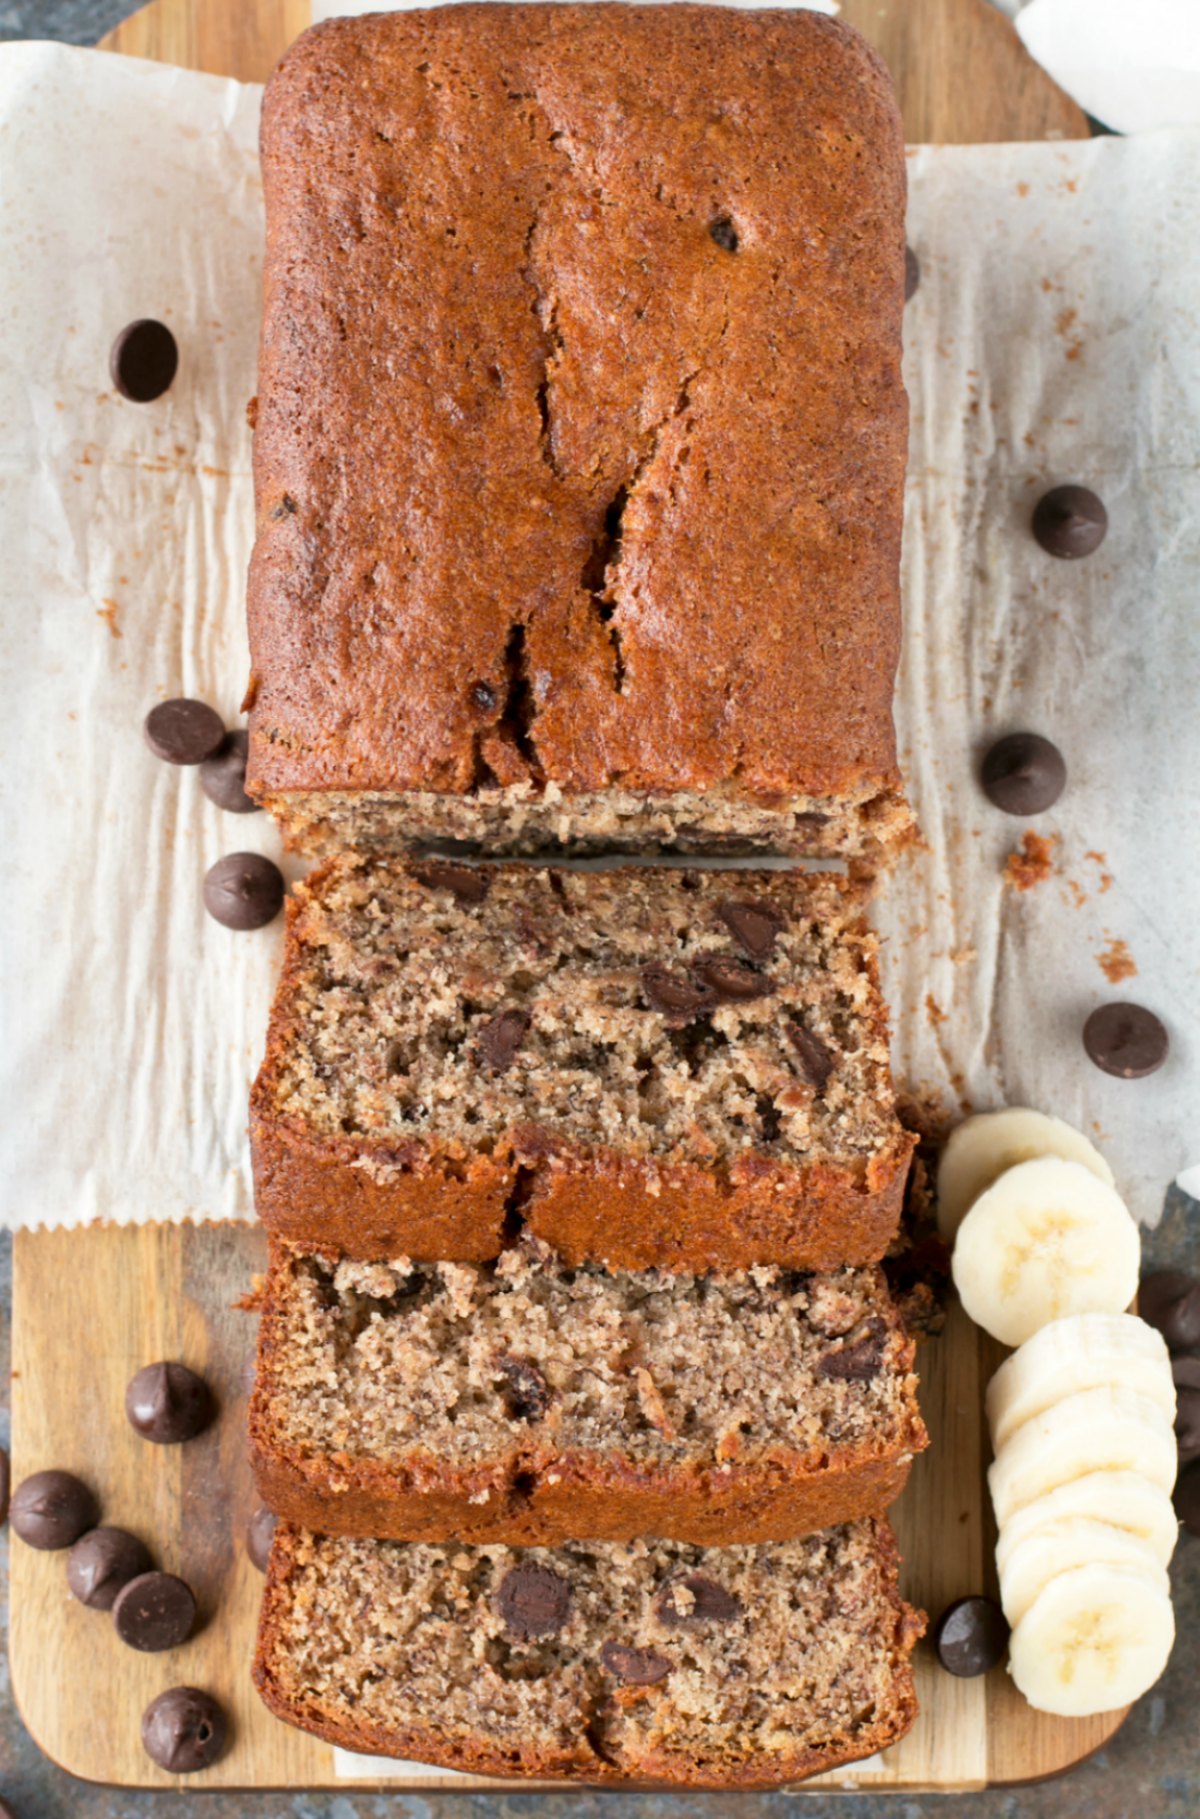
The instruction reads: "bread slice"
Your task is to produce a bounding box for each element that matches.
[250,856,915,1271]
[249,1238,928,1544]
[254,1520,924,1787]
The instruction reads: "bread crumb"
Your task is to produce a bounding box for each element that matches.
[1004,831,1058,892]
[1097,937,1136,984]
[925,994,947,1028]
[96,598,122,638]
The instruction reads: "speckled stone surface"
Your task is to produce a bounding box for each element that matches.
[1,2,1198,1815]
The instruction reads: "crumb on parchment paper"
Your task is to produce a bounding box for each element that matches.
[1097,936,1137,984]
[925,993,947,1028]
[1004,830,1058,892]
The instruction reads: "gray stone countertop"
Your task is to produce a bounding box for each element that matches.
[0,3,1197,1815]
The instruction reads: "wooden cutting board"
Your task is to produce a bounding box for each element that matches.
[10,0,1099,1795]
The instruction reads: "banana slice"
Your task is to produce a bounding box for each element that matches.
[988,1385,1177,1529]
[997,1470,1179,1572]
[986,1313,1174,1450]
[999,1515,1169,1626]
[951,1157,1139,1346]
[937,1108,1114,1239]
[1008,1562,1175,1716]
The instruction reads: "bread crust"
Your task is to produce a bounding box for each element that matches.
[252,1520,924,1788]
[247,4,909,856]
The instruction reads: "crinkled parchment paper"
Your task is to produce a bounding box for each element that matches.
[0,42,1197,1232]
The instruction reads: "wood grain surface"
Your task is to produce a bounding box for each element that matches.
[10,0,1102,1794]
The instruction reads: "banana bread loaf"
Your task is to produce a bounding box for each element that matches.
[249,1238,928,1543]
[250,856,915,1270]
[246,4,911,863]
[254,1520,924,1786]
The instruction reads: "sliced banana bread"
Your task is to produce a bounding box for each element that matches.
[254,1520,924,1787]
[249,1238,928,1543]
[250,856,915,1271]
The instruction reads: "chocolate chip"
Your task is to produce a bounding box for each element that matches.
[0,1445,8,1527]
[412,860,490,902]
[200,730,260,814]
[246,1506,278,1573]
[112,1570,196,1652]
[471,682,497,712]
[904,244,920,301]
[9,1469,97,1549]
[709,215,738,253]
[716,898,785,959]
[655,1571,742,1627]
[496,1561,572,1639]
[600,1640,673,1685]
[68,1527,153,1610]
[1083,1002,1169,1079]
[144,698,226,766]
[1176,1389,1200,1461]
[641,964,717,1025]
[1032,484,1108,558]
[1175,1459,1200,1537]
[269,494,296,519]
[141,1687,227,1773]
[934,1596,1010,1676]
[203,852,285,930]
[477,1009,530,1071]
[496,1355,552,1422]
[690,954,773,1003]
[787,1020,835,1091]
[981,732,1067,816]
[126,1362,213,1444]
[110,318,178,402]
[817,1317,889,1382]
[1141,1272,1200,1352]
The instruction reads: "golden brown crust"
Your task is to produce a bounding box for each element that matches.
[252,1521,923,1788]
[247,4,908,850]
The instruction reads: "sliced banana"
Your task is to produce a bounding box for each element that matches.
[986,1313,1174,1450]
[937,1108,1115,1239]
[988,1385,1177,1529]
[951,1156,1139,1346]
[1008,1562,1175,1716]
[996,1470,1179,1573]
[999,1515,1169,1626]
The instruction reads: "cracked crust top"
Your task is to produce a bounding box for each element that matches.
[247,4,908,815]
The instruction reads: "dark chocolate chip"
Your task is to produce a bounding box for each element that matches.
[1032,484,1108,558]
[246,1506,278,1573]
[641,964,717,1025]
[690,954,773,1003]
[709,215,738,253]
[471,682,497,712]
[1175,1458,1200,1537]
[1083,1002,1169,1079]
[716,898,785,959]
[904,244,920,301]
[0,1444,8,1527]
[412,860,490,902]
[112,1570,196,1652]
[477,1009,531,1071]
[68,1526,154,1610]
[817,1317,889,1382]
[934,1596,1010,1676]
[200,730,259,814]
[1176,1388,1200,1461]
[9,1469,98,1550]
[125,1362,213,1445]
[600,1640,673,1686]
[655,1571,742,1627]
[144,698,226,766]
[1143,1274,1200,1353]
[203,852,284,931]
[981,733,1067,816]
[496,1355,552,1422]
[787,1020,835,1091]
[269,494,296,519]
[1172,1355,1200,1393]
[141,1687,228,1773]
[496,1561,572,1639]
[110,318,178,402]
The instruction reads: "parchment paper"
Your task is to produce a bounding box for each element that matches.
[0,41,1197,1232]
